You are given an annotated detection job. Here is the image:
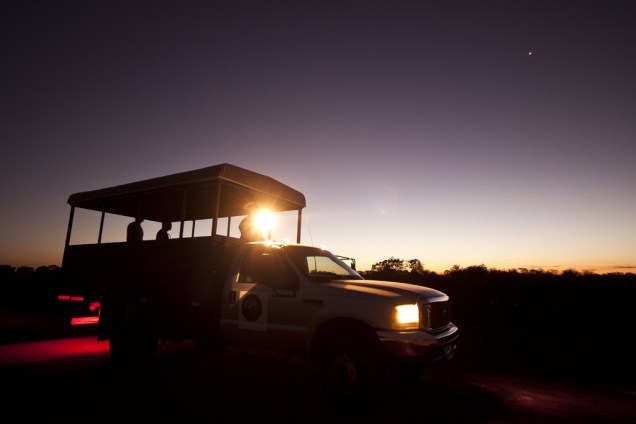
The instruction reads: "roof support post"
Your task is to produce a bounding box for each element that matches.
[64,206,75,249]
[211,183,221,240]
[179,190,187,239]
[98,204,105,244]
[296,209,302,243]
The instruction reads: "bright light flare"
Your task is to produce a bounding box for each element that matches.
[393,304,419,330]
[254,209,275,240]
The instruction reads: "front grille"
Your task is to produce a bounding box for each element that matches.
[420,300,452,331]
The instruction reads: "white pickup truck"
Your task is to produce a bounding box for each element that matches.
[61,163,459,400]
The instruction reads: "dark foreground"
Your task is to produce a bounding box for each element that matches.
[1,331,635,424]
[2,266,635,422]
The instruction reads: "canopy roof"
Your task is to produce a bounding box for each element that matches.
[68,163,306,223]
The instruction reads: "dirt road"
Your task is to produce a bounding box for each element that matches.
[1,336,634,423]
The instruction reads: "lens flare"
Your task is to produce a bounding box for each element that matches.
[254,210,275,240]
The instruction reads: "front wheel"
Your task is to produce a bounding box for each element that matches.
[321,338,379,403]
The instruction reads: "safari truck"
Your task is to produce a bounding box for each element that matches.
[61,163,459,399]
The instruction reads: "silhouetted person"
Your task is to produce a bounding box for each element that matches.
[127,217,144,242]
[156,221,171,240]
[239,215,264,242]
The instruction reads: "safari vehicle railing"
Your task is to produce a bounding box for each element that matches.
[63,163,306,254]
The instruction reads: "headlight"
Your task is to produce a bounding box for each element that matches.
[392,303,419,330]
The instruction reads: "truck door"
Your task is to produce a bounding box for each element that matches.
[228,245,303,354]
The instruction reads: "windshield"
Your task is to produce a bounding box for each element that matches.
[283,246,363,282]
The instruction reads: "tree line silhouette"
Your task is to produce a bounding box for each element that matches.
[1,259,635,383]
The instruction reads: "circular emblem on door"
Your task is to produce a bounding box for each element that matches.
[241,294,262,321]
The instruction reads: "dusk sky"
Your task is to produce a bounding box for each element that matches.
[2,0,635,273]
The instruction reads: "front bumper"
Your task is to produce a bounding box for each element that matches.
[376,324,459,366]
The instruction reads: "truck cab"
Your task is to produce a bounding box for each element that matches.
[220,241,458,398]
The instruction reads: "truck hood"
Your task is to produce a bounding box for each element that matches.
[319,279,447,302]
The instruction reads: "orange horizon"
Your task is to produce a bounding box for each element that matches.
[2,261,634,276]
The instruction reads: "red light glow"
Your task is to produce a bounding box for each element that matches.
[57,294,85,302]
[71,316,99,325]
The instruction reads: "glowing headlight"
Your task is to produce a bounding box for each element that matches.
[393,304,419,330]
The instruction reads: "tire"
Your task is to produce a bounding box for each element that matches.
[192,331,222,352]
[192,307,222,351]
[321,338,379,403]
[109,317,158,365]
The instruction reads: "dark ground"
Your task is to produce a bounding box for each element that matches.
[1,304,635,423]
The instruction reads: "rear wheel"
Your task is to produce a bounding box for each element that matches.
[109,316,158,364]
[192,330,222,352]
[192,306,222,351]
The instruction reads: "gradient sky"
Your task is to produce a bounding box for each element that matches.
[2,0,635,273]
